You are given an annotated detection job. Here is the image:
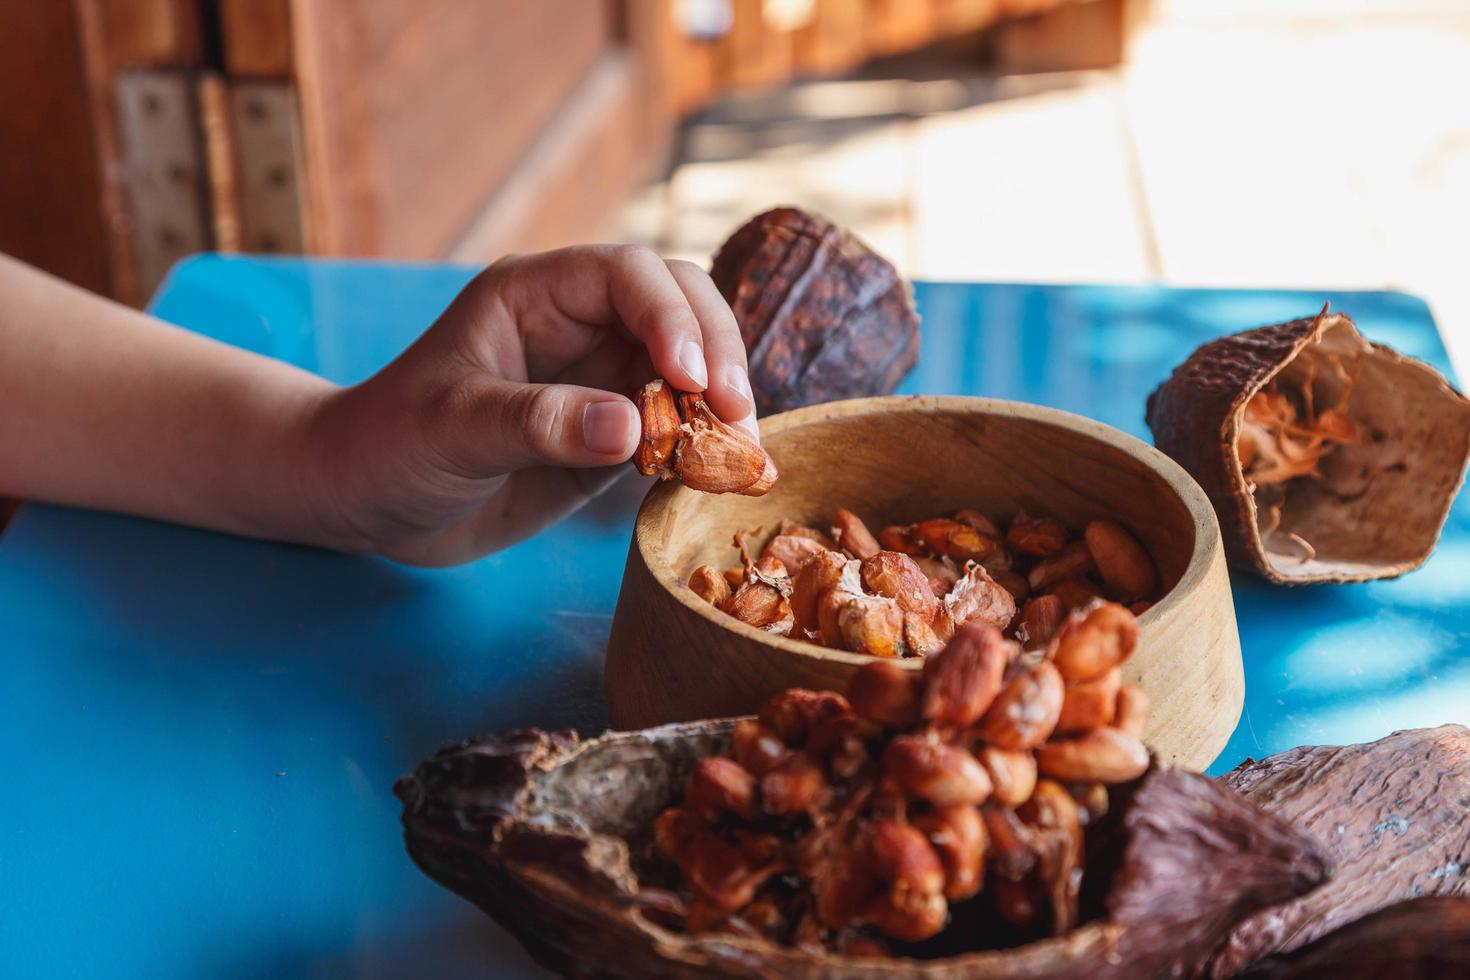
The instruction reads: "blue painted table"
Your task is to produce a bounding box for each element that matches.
[4,257,1468,979]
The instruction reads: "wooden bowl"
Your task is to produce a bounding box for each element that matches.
[605,396,1242,770]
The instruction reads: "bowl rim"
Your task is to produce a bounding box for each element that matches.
[631,394,1223,670]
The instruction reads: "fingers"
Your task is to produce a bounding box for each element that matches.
[425,376,640,476]
[494,247,757,437]
[597,247,714,393]
[664,259,758,439]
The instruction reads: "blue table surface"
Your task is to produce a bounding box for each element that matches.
[5,256,1469,979]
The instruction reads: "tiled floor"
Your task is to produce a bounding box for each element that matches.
[616,0,1470,374]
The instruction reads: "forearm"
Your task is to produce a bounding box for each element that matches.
[0,254,340,545]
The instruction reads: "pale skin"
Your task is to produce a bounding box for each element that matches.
[0,247,759,566]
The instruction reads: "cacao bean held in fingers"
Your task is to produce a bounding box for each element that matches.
[709,207,920,415]
[633,379,681,477]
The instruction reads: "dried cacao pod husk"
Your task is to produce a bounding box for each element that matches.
[1146,306,1470,583]
[397,722,1327,979]
[1234,896,1470,979]
[709,207,920,415]
[1208,724,1470,977]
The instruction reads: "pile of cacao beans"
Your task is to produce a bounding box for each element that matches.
[690,506,1160,658]
[653,601,1150,955]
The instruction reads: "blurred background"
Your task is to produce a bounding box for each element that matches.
[6,0,1468,368]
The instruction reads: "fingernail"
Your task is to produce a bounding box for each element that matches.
[678,341,709,389]
[723,364,755,415]
[582,400,637,456]
[735,414,762,442]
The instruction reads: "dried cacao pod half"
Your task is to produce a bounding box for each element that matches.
[396,722,1327,979]
[1146,305,1470,583]
[1235,896,1470,979]
[1208,724,1470,977]
[709,207,920,415]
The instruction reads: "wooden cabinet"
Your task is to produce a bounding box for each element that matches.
[1,0,1118,305]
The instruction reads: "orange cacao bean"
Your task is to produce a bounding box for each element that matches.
[1112,683,1150,738]
[1006,514,1069,557]
[979,746,1038,807]
[758,688,851,746]
[761,750,829,814]
[1028,540,1096,592]
[920,621,1009,728]
[1048,601,1138,683]
[861,551,938,618]
[688,564,732,607]
[847,660,921,727]
[1084,519,1157,602]
[833,508,881,560]
[913,805,987,901]
[976,661,1065,751]
[686,756,759,821]
[1035,727,1149,783]
[730,718,790,776]
[1055,668,1122,736]
[883,735,993,806]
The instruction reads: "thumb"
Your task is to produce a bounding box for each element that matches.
[430,378,640,475]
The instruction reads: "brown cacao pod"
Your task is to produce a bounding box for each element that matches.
[1210,724,1470,976]
[710,207,920,415]
[1146,306,1470,583]
[396,721,1329,979]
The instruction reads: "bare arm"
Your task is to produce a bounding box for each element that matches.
[0,253,336,544]
[0,247,757,564]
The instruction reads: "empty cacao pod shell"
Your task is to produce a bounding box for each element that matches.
[710,207,920,415]
[1146,306,1470,583]
[1209,724,1470,977]
[396,721,1327,979]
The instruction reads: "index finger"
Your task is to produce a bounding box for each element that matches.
[503,245,712,393]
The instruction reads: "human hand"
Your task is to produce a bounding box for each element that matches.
[305,246,758,566]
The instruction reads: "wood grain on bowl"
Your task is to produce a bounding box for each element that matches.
[606,396,1243,771]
